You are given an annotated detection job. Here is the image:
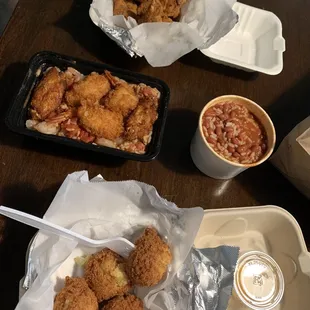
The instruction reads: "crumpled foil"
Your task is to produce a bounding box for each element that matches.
[96,16,139,58]
[163,246,239,310]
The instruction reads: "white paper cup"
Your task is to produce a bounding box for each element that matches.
[190,95,276,179]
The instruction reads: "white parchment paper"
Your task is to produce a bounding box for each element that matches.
[16,171,204,310]
[271,116,310,199]
[89,0,238,66]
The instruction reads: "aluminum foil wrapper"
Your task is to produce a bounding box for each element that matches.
[97,18,139,58]
[164,246,239,310]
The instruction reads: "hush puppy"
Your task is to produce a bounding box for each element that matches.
[102,294,143,310]
[127,227,172,286]
[84,248,131,302]
[53,276,97,310]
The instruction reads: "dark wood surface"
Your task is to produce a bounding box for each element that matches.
[0,0,19,35]
[0,0,310,308]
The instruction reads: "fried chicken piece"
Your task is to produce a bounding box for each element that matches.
[162,0,182,19]
[85,249,131,302]
[30,67,66,120]
[78,104,124,140]
[137,0,179,23]
[102,294,143,310]
[126,227,172,287]
[162,15,173,22]
[114,0,138,18]
[102,84,138,117]
[137,0,165,23]
[53,277,97,310]
[125,104,158,142]
[65,72,111,106]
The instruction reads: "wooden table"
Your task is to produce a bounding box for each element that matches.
[0,0,309,308]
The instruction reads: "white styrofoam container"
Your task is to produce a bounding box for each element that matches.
[200,2,285,75]
[194,206,310,310]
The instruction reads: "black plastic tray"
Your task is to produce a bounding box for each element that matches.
[5,51,170,161]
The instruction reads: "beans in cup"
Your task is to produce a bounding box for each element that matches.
[201,101,267,164]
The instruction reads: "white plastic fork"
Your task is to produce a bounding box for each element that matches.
[0,206,135,257]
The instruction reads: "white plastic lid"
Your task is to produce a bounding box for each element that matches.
[234,251,284,310]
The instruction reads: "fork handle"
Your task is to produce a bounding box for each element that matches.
[0,205,95,246]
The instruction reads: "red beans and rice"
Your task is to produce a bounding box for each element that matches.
[202,101,267,164]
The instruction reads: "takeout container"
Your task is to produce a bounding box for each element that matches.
[5,51,170,161]
[194,206,310,310]
[190,95,276,179]
[200,2,285,75]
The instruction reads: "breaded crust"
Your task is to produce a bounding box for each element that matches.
[125,104,158,141]
[85,249,131,302]
[65,72,111,106]
[53,277,97,310]
[31,67,66,119]
[102,84,138,117]
[102,294,143,310]
[127,227,172,286]
[78,104,124,140]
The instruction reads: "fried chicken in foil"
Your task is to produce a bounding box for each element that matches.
[114,0,138,18]
[113,0,187,23]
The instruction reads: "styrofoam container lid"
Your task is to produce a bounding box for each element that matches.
[200,2,285,75]
[194,206,310,310]
[234,251,285,310]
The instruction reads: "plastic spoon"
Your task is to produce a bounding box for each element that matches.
[0,206,134,257]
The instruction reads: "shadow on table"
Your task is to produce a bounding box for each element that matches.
[0,182,60,309]
[179,50,259,81]
[158,108,200,175]
[0,63,126,168]
[267,72,310,148]
[0,62,27,144]
[236,163,310,244]
[54,0,146,71]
